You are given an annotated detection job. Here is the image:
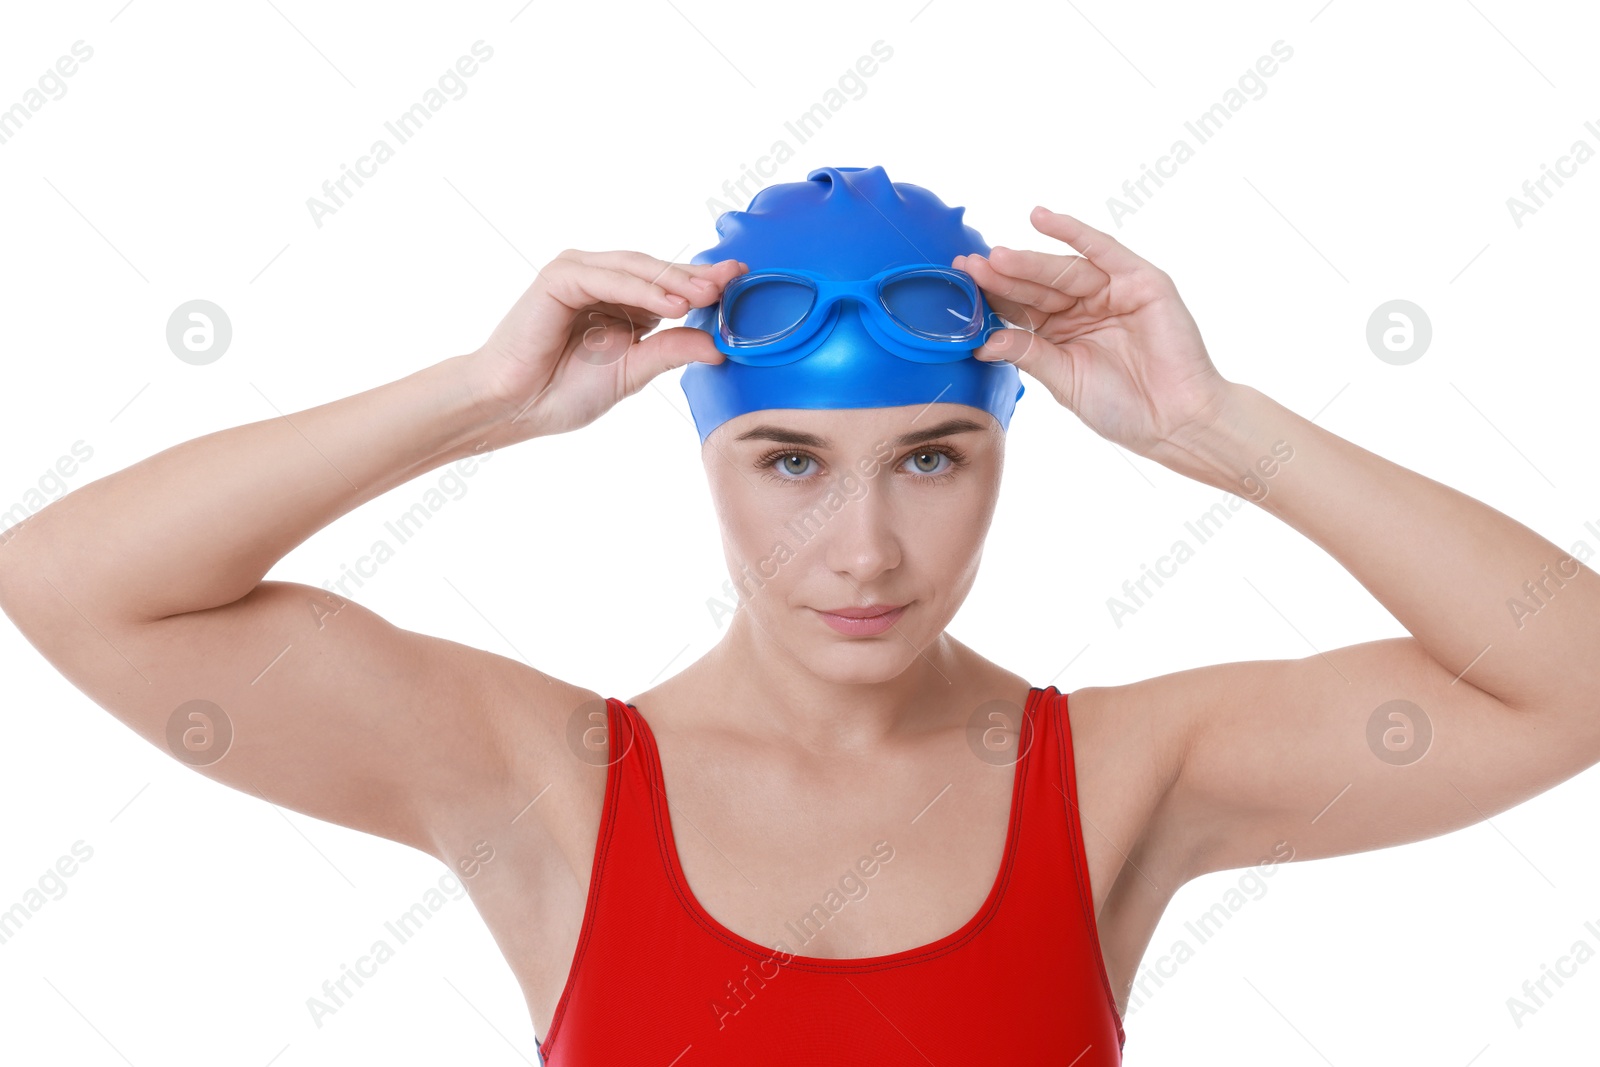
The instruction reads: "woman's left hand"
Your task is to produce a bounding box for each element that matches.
[954,207,1234,458]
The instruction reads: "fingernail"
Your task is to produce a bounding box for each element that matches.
[690,277,714,292]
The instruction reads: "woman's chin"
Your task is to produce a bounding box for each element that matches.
[800,636,935,685]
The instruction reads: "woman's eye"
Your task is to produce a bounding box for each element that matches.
[904,450,949,475]
[774,453,816,478]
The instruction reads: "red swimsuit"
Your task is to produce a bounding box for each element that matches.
[537,685,1126,1064]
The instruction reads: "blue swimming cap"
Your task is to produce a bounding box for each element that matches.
[680,165,1025,445]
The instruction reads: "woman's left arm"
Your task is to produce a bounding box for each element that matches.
[959,208,1600,880]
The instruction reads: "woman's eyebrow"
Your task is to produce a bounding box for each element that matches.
[732,417,987,449]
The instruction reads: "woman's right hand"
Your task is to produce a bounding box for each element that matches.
[465,249,747,441]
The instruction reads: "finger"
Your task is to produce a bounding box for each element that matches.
[1026,206,1157,276]
[954,254,1061,328]
[970,326,1073,399]
[622,325,726,395]
[982,247,1110,300]
[674,257,748,285]
[677,258,749,307]
[573,278,711,351]
[680,257,749,283]
[583,300,663,331]
[542,259,692,321]
[567,250,745,307]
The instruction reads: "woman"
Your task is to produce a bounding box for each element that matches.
[2,165,1595,1065]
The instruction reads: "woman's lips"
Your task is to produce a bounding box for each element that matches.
[813,603,908,636]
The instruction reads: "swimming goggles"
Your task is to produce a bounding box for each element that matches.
[685,263,1007,366]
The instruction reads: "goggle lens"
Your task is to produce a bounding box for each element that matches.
[723,276,816,347]
[879,270,979,340]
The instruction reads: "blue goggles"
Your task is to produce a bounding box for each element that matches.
[685,263,1007,366]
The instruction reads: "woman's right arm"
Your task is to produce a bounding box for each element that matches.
[0,249,743,858]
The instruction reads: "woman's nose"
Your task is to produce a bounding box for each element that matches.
[818,473,902,584]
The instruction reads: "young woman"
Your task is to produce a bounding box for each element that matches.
[2,166,1595,1065]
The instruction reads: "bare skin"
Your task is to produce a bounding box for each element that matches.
[2,214,1598,1047]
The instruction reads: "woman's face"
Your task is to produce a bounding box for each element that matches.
[702,403,1005,684]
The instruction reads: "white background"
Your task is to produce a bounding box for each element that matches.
[2,0,1598,1063]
